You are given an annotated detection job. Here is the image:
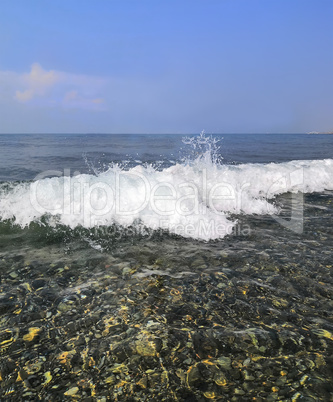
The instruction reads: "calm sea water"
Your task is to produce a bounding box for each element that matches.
[0,133,332,400]
[1,133,333,181]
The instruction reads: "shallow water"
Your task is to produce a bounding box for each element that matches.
[0,134,333,400]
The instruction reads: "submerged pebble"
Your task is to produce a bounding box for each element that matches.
[0,192,333,400]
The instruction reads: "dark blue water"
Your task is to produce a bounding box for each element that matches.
[1,133,333,181]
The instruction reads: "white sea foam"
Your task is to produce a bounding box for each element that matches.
[1,157,332,240]
[0,133,332,240]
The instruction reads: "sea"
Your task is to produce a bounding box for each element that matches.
[0,133,332,401]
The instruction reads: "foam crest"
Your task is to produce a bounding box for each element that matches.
[1,156,332,240]
[181,130,223,166]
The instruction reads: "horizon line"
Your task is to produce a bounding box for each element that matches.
[0,132,323,135]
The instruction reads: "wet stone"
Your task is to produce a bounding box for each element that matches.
[31,279,47,290]
[64,386,79,396]
[1,204,333,401]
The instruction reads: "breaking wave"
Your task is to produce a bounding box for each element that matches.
[1,133,333,240]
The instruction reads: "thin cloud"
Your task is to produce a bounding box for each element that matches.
[91,98,104,104]
[63,90,105,110]
[15,63,60,102]
[0,63,106,110]
[15,89,34,102]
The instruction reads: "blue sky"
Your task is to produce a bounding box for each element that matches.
[0,0,332,133]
